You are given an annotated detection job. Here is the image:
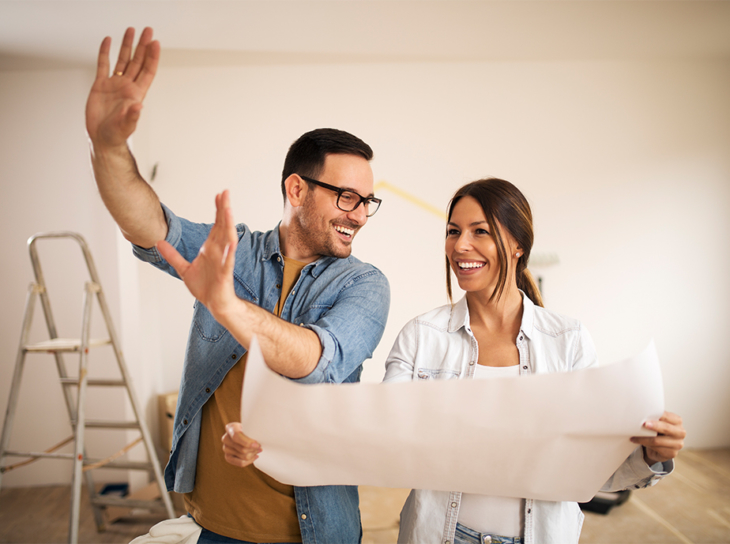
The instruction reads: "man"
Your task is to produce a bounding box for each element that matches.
[86,27,390,544]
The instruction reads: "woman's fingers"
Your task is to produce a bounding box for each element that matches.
[632,411,686,464]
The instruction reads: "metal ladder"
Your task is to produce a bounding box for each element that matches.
[0,231,175,543]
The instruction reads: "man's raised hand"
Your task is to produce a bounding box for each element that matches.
[157,190,240,321]
[86,27,160,148]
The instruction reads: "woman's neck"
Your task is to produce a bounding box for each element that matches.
[465,282,524,335]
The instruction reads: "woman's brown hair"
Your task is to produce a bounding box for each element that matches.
[445,178,544,307]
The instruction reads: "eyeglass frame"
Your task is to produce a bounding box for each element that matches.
[298,175,382,217]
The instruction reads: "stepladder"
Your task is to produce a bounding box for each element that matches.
[0,231,175,543]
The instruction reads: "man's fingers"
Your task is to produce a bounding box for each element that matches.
[95,36,111,81]
[224,451,259,468]
[224,424,261,449]
[221,425,262,469]
[127,27,154,81]
[157,240,191,278]
[136,39,160,90]
[113,27,135,75]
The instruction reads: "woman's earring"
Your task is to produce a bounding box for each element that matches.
[515,252,521,258]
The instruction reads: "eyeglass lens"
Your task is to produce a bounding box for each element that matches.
[338,191,380,216]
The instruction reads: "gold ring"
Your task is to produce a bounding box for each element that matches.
[115,71,124,76]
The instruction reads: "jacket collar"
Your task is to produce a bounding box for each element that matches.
[448,296,471,334]
[448,290,536,338]
[519,291,536,340]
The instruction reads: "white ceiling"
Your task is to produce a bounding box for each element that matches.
[1,0,729,71]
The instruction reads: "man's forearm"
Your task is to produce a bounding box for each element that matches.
[217,298,322,379]
[91,142,167,249]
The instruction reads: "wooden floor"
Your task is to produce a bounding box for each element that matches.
[1,448,728,544]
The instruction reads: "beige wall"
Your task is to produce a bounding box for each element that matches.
[0,68,130,486]
[1,57,729,486]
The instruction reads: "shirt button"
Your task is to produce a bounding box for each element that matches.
[205,388,210,393]
[276,284,281,289]
[485,537,492,544]
[523,366,528,370]
[451,502,457,508]
[231,354,237,359]
[183,419,188,425]
[277,256,281,262]
[300,514,307,520]
[469,361,475,366]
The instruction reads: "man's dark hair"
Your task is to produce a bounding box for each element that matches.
[281,128,374,201]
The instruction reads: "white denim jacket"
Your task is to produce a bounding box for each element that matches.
[383,294,672,544]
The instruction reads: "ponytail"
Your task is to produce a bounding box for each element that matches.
[517,265,543,308]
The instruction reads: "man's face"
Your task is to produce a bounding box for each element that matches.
[296,153,375,260]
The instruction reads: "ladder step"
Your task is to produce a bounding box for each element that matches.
[24,338,111,352]
[74,420,141,429]
[90,496,168,511]
[3,450,74,460]
[84,459,153,471]
[2,452,152,471]
[60,378,126,387]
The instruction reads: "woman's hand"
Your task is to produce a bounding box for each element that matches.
[631,411,686,465]
[222,422,262,468]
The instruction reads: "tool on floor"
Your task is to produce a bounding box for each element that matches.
[0,231,175,544]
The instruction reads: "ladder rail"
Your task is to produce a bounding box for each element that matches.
[27,234,82,437]
[0,283,39,487]
[69,282,94,543]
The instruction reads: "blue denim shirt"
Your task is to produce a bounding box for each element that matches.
[133,204,390,544]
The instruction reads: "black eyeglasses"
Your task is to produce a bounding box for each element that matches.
[299,175,382,217]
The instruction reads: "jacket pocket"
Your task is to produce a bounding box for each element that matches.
[417,368,459,380]
[192,302,227,342]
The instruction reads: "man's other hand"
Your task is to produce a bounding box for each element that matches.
[222,422,262,468]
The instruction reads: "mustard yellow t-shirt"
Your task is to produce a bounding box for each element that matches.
[185,256,306,542]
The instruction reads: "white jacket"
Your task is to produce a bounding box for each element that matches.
[383,294,672,544]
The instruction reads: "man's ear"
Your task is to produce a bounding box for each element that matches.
[284,174,308,208]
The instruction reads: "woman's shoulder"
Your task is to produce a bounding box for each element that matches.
[530,303,585,338]
[405,302,455,330]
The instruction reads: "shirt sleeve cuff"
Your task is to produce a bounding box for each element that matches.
[131,203,182,263]
[291,323,335,385]
[628,447,674,482]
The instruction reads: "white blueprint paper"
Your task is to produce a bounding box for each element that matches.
[240,338,663,502]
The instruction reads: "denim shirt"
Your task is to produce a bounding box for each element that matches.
[384,294,672,544]
[133,203,390,544]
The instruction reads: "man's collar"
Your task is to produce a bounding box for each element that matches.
[265,223,339,277]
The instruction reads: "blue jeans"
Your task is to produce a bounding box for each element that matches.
[187,515,300,544]
[197,527,299,544]
[455,522,523,544]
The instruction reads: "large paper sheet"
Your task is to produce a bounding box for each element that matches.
[241,339,663,502]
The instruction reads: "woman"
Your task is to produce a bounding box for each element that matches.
[383,178,685,544]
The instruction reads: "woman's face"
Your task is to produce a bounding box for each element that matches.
[445,196,519,295]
